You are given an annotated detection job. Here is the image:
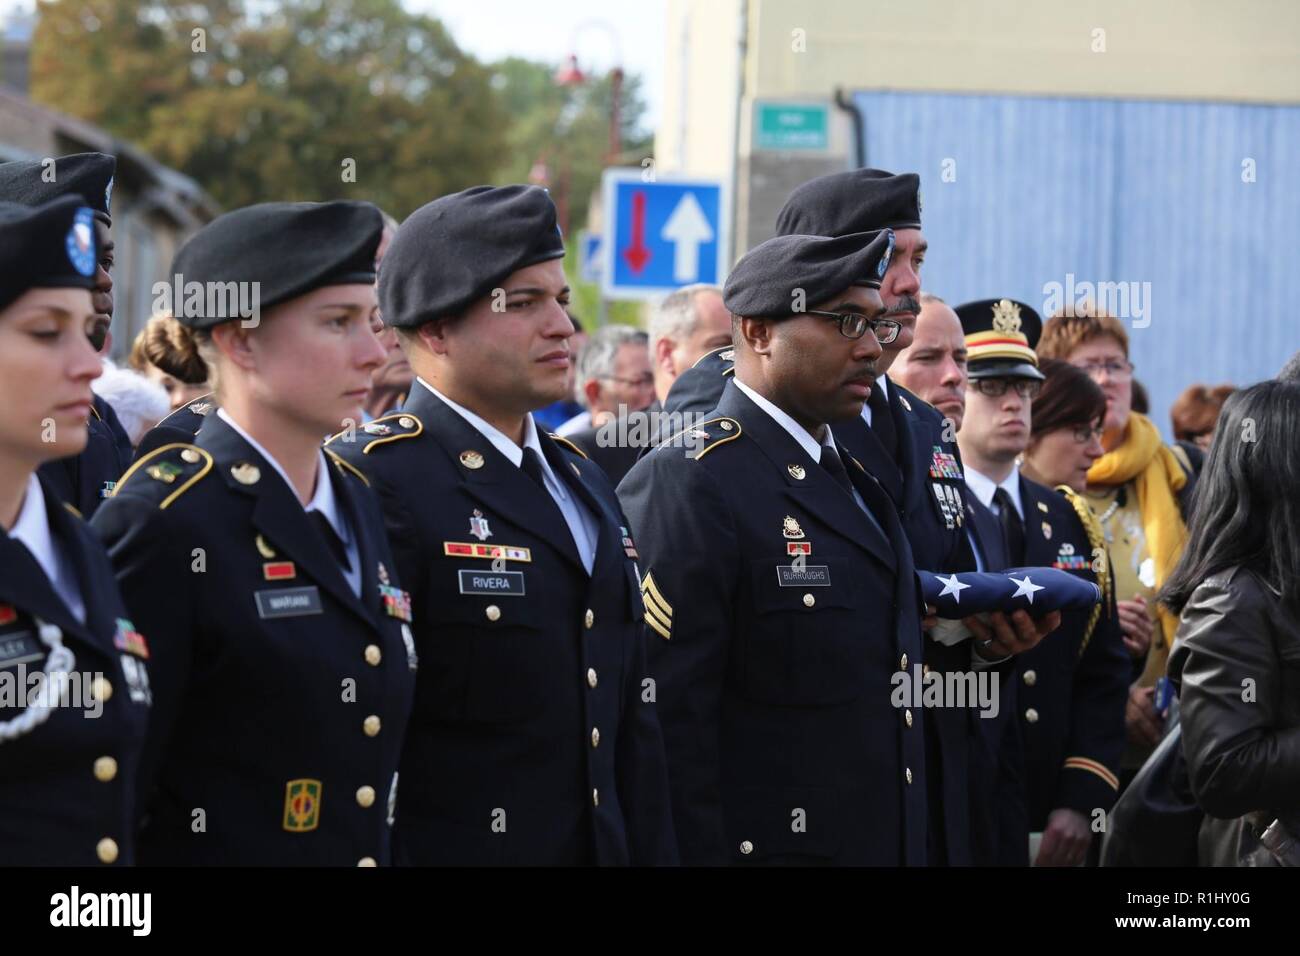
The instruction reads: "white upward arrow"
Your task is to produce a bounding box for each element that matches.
[661,192,714,283]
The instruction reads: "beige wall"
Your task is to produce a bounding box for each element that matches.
[746,0,1300,103]
[656,0,744,177]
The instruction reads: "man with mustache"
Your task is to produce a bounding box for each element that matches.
[0,152,132,516]
[330,185,676,866]
[661,170,1056,865]
[619,228,930,865]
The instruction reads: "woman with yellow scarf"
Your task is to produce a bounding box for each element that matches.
[1038,308,1198,782]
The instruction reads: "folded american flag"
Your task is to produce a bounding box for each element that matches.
[920,567,1101,619]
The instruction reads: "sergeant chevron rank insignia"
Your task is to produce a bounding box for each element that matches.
[640,571,673,640]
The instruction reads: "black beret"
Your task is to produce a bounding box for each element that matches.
[954,298,1044,381]
[168,201,383,330]
[0,197,99,312]
[723,229,895,319]
[379,184,566,329]
[775,168,922,238]
[0,152,116,227]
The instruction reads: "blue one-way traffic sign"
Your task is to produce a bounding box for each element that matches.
[600,169,729,300]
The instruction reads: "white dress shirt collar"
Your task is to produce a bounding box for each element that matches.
[216,409,344,537]
[734,379,835,464]
[860,373,889,425]
[964,462,1024,519]
[9,472,85,624]
[417,378,568,501]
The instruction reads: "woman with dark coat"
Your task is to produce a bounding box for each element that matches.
[1164,379,1300,865]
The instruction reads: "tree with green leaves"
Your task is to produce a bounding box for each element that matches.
[30,0,507,216]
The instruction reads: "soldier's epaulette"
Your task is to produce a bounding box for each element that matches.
[691,345,735,369]
[660,416,742,461]
[113,443,213,510]
[324,448,370,486]
[548,434,590,460]
[1058,484,1110,659]
[325,413,423,454]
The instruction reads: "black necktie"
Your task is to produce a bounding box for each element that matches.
[521,447,549,490]
[819,444,857,499]
[993,487,1025,564]
[868,385,900,461]
[310,510,351,571]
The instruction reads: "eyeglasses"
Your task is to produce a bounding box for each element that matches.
[805,310,902,345]
[1074,359,1133,380]
[1069,424,1105,443]
[604,374,655,389]
[969,378,1042,400]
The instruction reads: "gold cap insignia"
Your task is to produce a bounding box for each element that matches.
[460,450,485,470]
[231,462,261,485]
[788,464,806,480]
[991,299,1023,334]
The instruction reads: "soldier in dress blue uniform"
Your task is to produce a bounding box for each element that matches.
[92,201,416,866]
[0,153,131,516]
[0,197,149,866]
[330,185,676,866]
[659,169,1054,865]
[954,297,1129,866]
[618,228,931,865]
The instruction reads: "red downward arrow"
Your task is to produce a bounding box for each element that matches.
[623,190,652,274]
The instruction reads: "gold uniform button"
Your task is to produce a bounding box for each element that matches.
[485,605,501,622]
[364,644,382,666]
[586,667,598,689]
[905,768,914,785]
[96,838,119,864]
[1023,669,1037,686]
[802,593,815,608]
[91,677,112,702]
[591,727,600,748]
[356,786,376,808]
[363,715,381,737]
[357,857,377,867]
[904,709,914,728]
[900,653,909,671]
[592,788,599,807]
[1025,708,1040,724]
[740,840,754,855]
[584,609,595,629]
[93,756,117,782]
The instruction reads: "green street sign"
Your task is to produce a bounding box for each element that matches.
[755,102,829,151]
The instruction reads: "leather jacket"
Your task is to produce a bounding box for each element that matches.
[1168,566,1300,841]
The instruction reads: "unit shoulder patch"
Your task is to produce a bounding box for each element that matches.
[325,413,423,454]
[112,443,213,510]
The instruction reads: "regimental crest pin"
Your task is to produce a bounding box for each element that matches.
[377,561,390,585]
[1041,520,1053,540]
[468,509,492,541]
[782,515,805,540]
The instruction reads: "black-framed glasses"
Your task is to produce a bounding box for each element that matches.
[805,310,902,345]
[1070,424,1105,443]
[969,378,1042,400]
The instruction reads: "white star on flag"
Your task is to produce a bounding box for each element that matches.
[1010,574,1046,604]
[936,573,971,603]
